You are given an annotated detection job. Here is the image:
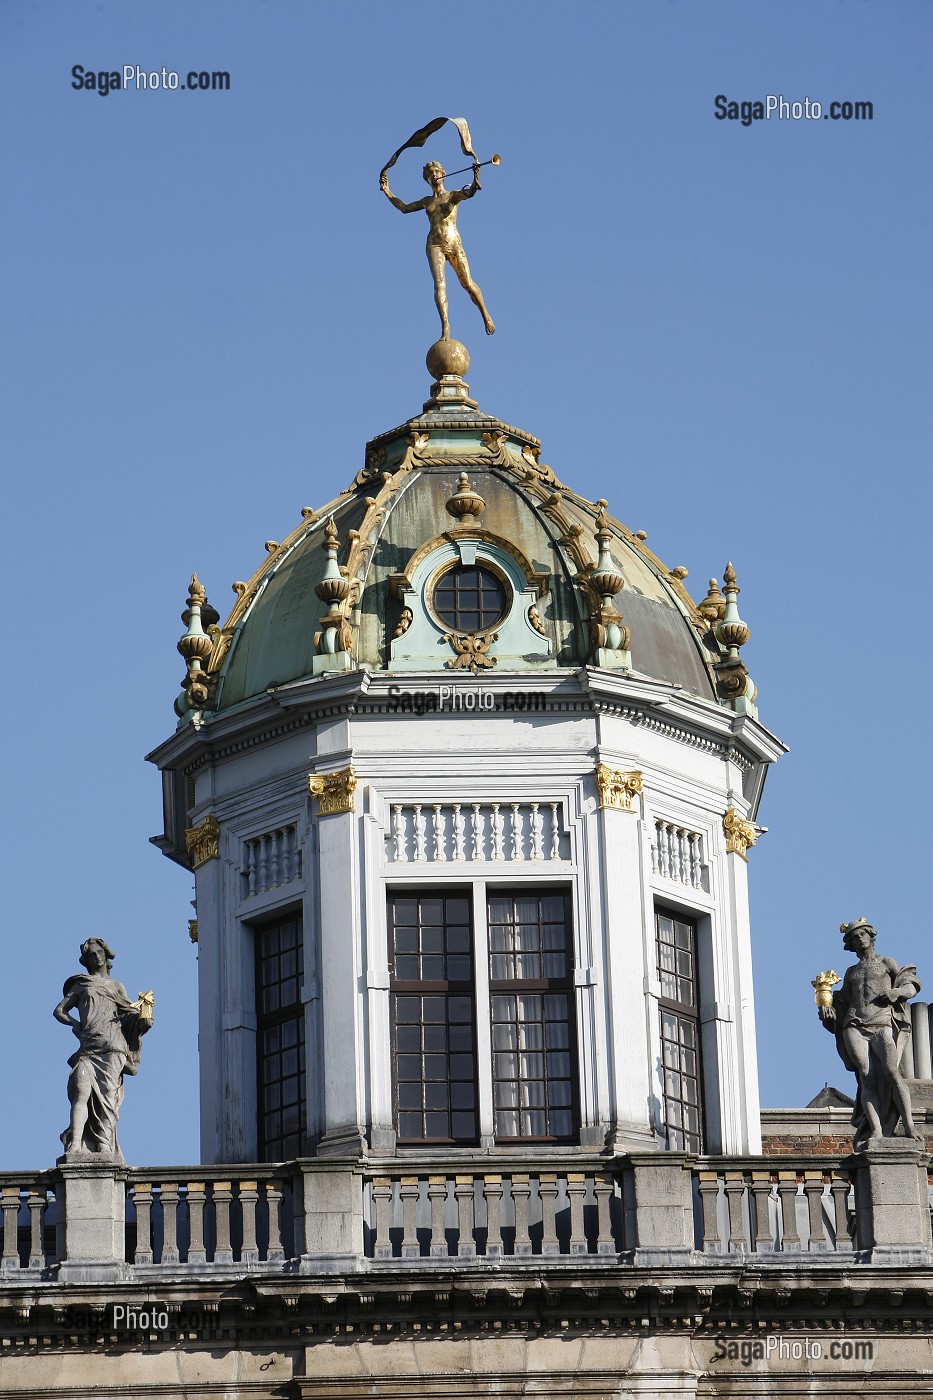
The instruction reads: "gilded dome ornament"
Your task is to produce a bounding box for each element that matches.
[713,562,756,715]
[445,472,486,525]
[175,573,219,715]
[313,518,353,671]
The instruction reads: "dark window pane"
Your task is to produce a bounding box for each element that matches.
[656,908,703,1152]
[255,913,305,1162]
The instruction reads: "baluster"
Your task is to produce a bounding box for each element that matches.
[269,831,281,888]
[666,825,676,880]
[830,1172,853,1252]
[133,1183,154,1265]
[239,1181,260,1264]
[413,805,426,862]
[697,1172,721,1253]
[281,827,292,885]
[246,840,257,897]
[724,1172,747,1251]
[539,1175,560,1255]
[372,1178,393,1259]
[455,1177,475,1258]
[688,833,700,888]
[213,1181,233,1264]
[549,803,561,860]
[160,1182,180,1264]
[594,1175,616,1255]
[471,804,483,861]
[400,1178,421,1258]
[511,1175,532,1257]
[651,822,660,875]
[258,837,268,893]
[432,805,446,863]
[804,1172,827,1251]
[293,829,303,880]
[776,1172,801,1252]
[265,1182,285,1262]
[1,1189,20,1271]
[27,1190,45,1270]
[186,1183,206,1264]
[677,828,689,884]
[392,805,406,862]
[530,803,543,861]
[428,1177,449,1257]
[750,1172,774,1251]
[452,804,465,861]
[483,1176,503,1259]
[491,803,503,861]
[509,803,522,861]
[566,1173,588,1255]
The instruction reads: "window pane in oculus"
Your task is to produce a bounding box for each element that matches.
[451,1082,475,1109]
[451,1112,476,1138]
[396,956,420,981]
[424,1112,448,1137]
[397,1054,423,1082]
[550,1110,573,1137]
[398,1083,422,1109]
[398,1113,422,1138]
[446,956,472,982]
[448,996,473,1022]
[448,1025,473,1052]
[423,1054,448,1081]
[493,1022,518,1050]
[421,955,445,981]
[445,897,469,923]
[496,1110,520,1136]
[423,997,446,1022]
[424,1082,449,1109]
[395,997,420,1023]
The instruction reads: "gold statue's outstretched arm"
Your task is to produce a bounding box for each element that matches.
[379,170,427,214]
[449,166,482,205]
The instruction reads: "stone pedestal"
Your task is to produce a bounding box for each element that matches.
[296,1161,364,1273]
[852,1139,932,1265]
[55,1158,127,1282]
[627,1152,695,1264]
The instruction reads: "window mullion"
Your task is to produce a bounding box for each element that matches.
[472,878,495,1147]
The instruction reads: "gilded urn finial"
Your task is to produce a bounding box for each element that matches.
[175,573,219,715]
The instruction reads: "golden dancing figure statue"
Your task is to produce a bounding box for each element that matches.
[379,116,497,342]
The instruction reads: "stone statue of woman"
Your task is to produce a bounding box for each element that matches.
[53,938,154,1159]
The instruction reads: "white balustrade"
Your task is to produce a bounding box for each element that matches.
[242,824,302,898]
[385,800,570,864]
[651,819,708,891]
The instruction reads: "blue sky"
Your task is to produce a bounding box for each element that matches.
[1,0,930,1167]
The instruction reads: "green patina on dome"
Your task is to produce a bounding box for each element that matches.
[202,394,723,718]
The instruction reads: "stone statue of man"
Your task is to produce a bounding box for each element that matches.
[817,917,921,1151]
[53,938,154,1159]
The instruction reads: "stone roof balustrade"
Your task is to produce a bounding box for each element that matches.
[0,1151,929,1282]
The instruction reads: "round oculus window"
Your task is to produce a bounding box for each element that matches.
[432,564,509,633]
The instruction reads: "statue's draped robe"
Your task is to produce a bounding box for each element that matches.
[63,975,145,1155]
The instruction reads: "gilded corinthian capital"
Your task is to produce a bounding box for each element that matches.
[185,814,220,868]
[308,766,357,817]
[595,764,643,812]
[723,807,761,859]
